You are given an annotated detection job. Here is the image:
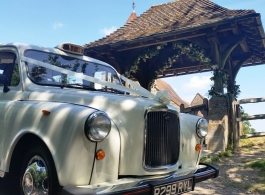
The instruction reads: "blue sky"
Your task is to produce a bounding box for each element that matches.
[1,0,264,131]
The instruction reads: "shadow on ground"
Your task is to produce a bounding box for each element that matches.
[187,137,265,195]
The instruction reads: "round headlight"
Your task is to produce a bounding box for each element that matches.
[196,118,208,138]
[85,111,111,142]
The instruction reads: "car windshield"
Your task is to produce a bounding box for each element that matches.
[24,50,122,92]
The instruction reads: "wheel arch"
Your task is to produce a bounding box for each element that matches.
[8,133,56,175]
[8,133,62,194]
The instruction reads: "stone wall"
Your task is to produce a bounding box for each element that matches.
[206,96,229,152]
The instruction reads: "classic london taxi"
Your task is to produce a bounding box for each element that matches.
[0,43,218,195]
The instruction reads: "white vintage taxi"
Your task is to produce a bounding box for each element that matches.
[0,43,218,195]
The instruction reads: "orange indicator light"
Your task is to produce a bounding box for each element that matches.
[96,150,105,160]
[42,110,51,115]
[195,144,202,151]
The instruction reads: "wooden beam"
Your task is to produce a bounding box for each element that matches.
[241,114,265,121]
[232,23,239,34]
[242,61,265,67]
[219,34,245,45]
[116,22,245,52]
[207,33,220,65]
[239,41,249,52]
[220,42,239,68]
[116,33,206,51]
[180,104,207,113]
[238,97,265,104]
[231,22,250,52]
[230,52,252,61]
[240,132,265,138]
[158,69,212,77]
[162,65,210,74]
[232,59,247,80]
[188,37,211,49]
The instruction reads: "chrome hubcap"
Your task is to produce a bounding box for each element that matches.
[22,155,49,195]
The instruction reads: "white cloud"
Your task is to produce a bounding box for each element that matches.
[163,74,213,104]
[180,94,195,104]
[53,22,64,30]
[99,26,117,36]
[181,75,212,91]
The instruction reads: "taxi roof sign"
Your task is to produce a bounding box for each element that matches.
[55,43,84,55]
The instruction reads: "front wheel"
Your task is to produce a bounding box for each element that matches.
[19,145,60,195]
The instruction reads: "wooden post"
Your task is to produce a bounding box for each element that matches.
[227,61,235,147]
[232,101,239,150]
[239,121,243,136]
[180,104,184,113]
[235,103,240,148]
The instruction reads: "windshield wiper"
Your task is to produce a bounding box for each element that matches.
[60,84,124,94]
[60,83,97,91]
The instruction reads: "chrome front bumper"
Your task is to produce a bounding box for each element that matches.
[62,163,219,195]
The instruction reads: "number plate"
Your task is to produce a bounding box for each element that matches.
[152,178,193,195]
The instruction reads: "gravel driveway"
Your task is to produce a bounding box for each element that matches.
[187,137,265,195]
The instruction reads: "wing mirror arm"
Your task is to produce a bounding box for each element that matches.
[0,75,10,93]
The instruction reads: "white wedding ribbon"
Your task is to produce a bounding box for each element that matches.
[20,56,171,104]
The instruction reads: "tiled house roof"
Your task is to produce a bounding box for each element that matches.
[190,93,205,107]
[154,79,189,108]
[85,0,255,48]
[126,11,137,24]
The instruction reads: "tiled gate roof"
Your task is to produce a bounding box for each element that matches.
[85,0,255,48]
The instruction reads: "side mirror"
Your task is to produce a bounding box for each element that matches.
[0,75,10,93]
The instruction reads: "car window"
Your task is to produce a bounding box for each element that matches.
[0,52,20,86]
[24,50,121,92]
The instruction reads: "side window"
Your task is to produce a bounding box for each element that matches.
[0,52,20,86]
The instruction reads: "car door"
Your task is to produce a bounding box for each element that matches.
[0,47,26,172]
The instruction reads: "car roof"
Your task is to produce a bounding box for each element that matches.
[0,42,112,67]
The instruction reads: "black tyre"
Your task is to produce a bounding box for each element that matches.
[10,144,61,195]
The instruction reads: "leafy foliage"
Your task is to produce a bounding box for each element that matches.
[42,54,89,84]
[10,63,20,86]
[240,111,256,134]
[125,44,166,78]
[126,40,212,90]
[172,41,211,64]
[208,67,241,100]
[30,66,48,83]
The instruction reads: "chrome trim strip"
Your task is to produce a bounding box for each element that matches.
[62,171,194,195]
[143,105,180,171]
[0,170,5,178]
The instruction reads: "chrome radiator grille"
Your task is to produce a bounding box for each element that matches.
[144,111,180,169]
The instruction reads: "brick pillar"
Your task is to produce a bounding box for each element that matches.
[206,96,229,152]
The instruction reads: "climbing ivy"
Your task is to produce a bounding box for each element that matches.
[125,44,166,77]
[126,40,212,90]
[172,41,211,64]
[208,67,241,100]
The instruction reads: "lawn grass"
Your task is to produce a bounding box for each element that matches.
[200,149,233,164]
[239,136,265,151]
[247,159,265,173]
[245,159,265,193]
